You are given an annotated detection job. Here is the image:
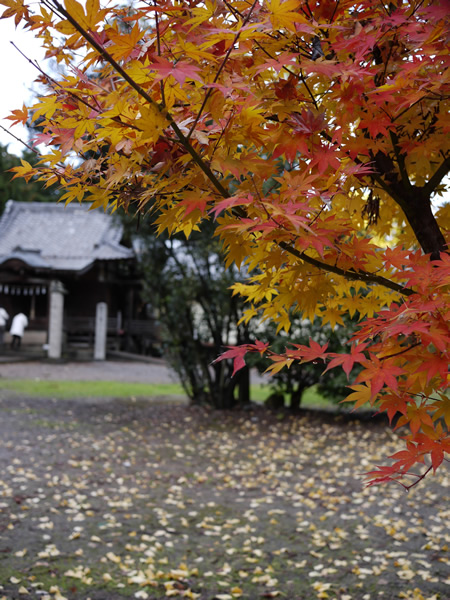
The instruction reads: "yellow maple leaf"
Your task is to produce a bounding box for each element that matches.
[106,23,145,60]
[185,0,216,29]
[320,306,344,329]
[136,105,168,143]
[85,0,108,29]
[431,394,450,428]
[343,384,372,410]
[265,357,294,375]
[0,0,29,26]
[267,0,310,32]
[64,0,88,28]
[10,160,35,183]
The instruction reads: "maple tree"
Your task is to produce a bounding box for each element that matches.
[1,0,449,487]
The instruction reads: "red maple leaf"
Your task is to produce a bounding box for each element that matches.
[288,338,329,363]
[254,52,298,74]
[178,194,210,217]
[357,356,405,397]
[148,57,202,86]
[311,144,341,174]
[378,393,409,424]
[272,135,309,162]
[324,342,369,378]
[214,340,269,376]
[416,354,449,384]
[289,110,327,135]
[209,194,254,219]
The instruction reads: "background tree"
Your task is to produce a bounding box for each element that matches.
[253,314,358,411]
[0,143,60,213]
[2,0,448,486]
[131,220,252,409]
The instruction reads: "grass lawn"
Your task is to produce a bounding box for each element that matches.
[0,378,333,409]
[0,378,187,399]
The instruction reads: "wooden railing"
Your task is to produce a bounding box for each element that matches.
[63,317,160,342]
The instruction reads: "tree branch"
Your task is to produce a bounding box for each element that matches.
[319,130,407,208]
[47,0,230,200]
[278,241,414,296]
[379,342,421,361]
[424,154,450,197]
[400,465,433,492]
[0,125,38,155]
[389,130,411,189]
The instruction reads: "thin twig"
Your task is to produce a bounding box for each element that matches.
[210,108,235,160]
[299,69,319,110]
[402,465,433,491]
[153,1,165,108]
[45,0,230,199]
[329,1,340,23]
[186,0,260,141]
[11,42,142,133]
[378,33,396,86]
[0,125,39,154]
[408,0,427,18]
[379,342,421,361]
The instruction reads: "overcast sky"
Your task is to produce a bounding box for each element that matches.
[0,18,47,155]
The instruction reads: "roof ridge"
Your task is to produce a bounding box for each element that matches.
[0,201,134,273]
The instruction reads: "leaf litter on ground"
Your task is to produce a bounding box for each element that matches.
[0,394,448,600]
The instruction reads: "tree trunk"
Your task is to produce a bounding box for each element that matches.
[290,385,305,412]
[372,150,447,260]
[220,380,236,410]
[237,365,250,406]
[401,191,447,260]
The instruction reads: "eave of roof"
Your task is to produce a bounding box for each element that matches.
[0,250,51,269]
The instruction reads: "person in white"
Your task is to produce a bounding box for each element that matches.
[0,306,9,347]
[10,312,28,350]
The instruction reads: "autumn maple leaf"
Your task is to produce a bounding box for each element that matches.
[378,393,409,424]
[215,341,269,376]
[5,104,28,126]
[148,57,203,86]
[357,357,406,398]
[343,384,372,410]
[324,342,369,378]
[287,338,329,363]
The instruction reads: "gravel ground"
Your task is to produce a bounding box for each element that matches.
[0,358,269,386]
[0,359,178,384]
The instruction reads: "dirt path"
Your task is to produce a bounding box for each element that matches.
[0,359,177,384]
[0,358,268,387]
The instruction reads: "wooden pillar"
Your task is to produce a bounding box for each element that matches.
[30,293,36,320]
[124,288,134,351]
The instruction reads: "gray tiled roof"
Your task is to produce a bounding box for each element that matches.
[0,200,134,273]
